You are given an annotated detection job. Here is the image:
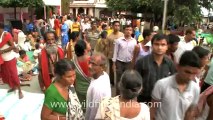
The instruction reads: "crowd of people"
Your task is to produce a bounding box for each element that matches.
[0,13,213,120]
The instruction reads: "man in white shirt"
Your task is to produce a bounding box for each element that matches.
[174,28,196,62]
[85,53,111,120]
[112,25,137,95]
[81,17,91,33]
[49,16,55,29]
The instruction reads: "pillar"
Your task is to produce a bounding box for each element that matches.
[89,8,93,17]
[70,8,73,14]
[84,8,87,15]
[94,8,100,18]
[75,8,79,16]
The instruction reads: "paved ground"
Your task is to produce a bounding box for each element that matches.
[0,75,116,120]
[0,76,44,120]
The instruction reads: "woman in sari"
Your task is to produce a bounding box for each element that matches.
[66,31,80,60]
[95,70,150,120]
[54,16,61,38]
[73,40,91,112]
[41,59,84,120]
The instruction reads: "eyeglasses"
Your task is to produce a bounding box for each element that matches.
[89,61,102,66]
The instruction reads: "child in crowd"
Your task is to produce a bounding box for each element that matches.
[17,50,33,81]
[39,39,45,49]
[33,43,41,74]
[26,33,36,50]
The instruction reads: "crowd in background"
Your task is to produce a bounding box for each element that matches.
[0,13,213,120]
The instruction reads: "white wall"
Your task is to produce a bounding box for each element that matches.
[73,0,95,4]
[97,0,105,3]
[0,7,29,24]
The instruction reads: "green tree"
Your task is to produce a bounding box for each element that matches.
[105,0,139,13]
[61,0,70,15]
[0,0,44,19]
[106,0,213,27]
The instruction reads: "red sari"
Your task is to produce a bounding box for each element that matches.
[78,57,90,77]
[54,19,61,37]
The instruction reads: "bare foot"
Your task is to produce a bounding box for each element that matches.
[7,88,16,93]
[18,91,24,99]
[20,83,31,87]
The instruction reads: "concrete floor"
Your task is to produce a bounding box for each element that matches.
[0,76,42,94]
[0,75,116,120]
[0,76,44,120]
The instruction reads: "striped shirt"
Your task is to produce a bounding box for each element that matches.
[112,37,137,62]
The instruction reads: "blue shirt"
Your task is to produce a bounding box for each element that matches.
[26,23,34,32]
[61,23,69,46]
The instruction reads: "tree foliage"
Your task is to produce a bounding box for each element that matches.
[106,0,213,26]
[0,0,44,19]
[105,0,139,12]
[61,0,70,15]
[0,0,44,8]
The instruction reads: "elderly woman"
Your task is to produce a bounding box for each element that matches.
[73,40,91,112]
[41,59,84,120]
[95,70,150,120]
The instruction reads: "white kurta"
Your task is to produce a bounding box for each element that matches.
[85,72,111,120]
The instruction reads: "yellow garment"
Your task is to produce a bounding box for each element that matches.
[22,61,34,73]
[72,22,80,32]
[66,41,75,60]
[55,28,61,38]
[107,29,113,36]
[138,34,144,42]
[191,40,197,47]
[94,38,102,52]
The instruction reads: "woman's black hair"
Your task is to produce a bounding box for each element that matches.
[35,43,40,49]
[69,31,80,42]
[74,40,87,57]
[192,46,210,59]
[119,70,143,100]
[54,59,76,76]
[100,31,108,39]
[19,50,26,56]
